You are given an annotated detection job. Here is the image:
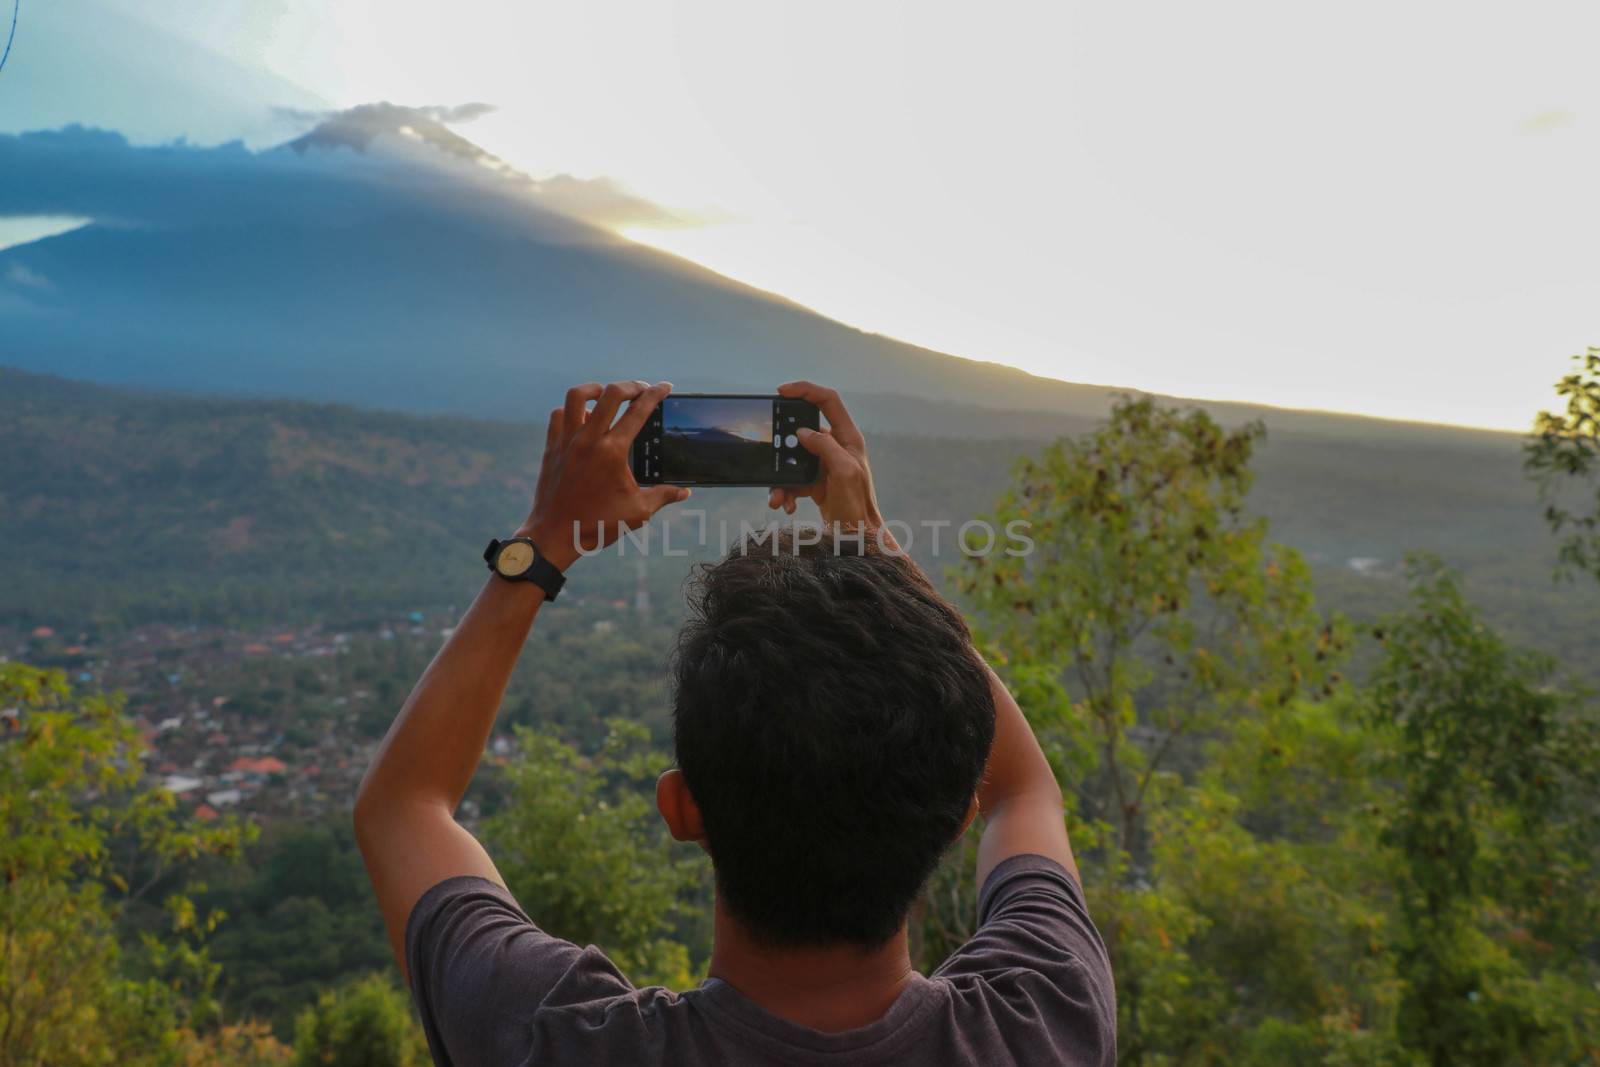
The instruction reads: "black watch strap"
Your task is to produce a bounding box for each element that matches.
[483,537,567,601]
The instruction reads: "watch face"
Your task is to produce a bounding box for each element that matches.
[496,540,536,577]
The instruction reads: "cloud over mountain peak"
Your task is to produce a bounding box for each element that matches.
[0,105,693,239]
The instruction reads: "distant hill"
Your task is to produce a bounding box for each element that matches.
[3,368,1593,678]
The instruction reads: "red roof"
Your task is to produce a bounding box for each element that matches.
[194,804,219,821]
[228,756,289,775]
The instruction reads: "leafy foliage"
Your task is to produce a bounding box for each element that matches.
[1364,558,1600,1065]
[482,720,709,987]
[950,397,1353,1057]
[198,824,392,1037]
[290,975,427,1067]
[0,664,253,1067]
[1526,345,1600,581]
[956,397,1345,855]
[945,397,1600,1063]
[174,1023,291,1067]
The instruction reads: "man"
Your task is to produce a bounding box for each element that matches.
[354,380,1116,1065]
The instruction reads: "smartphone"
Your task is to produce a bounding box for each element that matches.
[631,393,822,487]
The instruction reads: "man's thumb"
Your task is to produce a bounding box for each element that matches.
[644,485,692,511]
[797,426,844,457]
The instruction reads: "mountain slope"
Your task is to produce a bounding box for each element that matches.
[2,105,1542,448]
[0,108,1122,423]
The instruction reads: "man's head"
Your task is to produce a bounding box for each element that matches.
[660,527,996,949]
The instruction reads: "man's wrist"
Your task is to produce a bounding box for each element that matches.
[515,521,580,572]
[824,511,895,552]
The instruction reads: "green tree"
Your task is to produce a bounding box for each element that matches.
[1363,558,1600,1065]
[1526,345,1600,582]
[0,663,253,1067]
[1147,688,1405,1064]
[290,975,426,1067]
[201,823,391,1037]
[482,720,706,988]
[950,397,1353,1061]
[176,1022,291,1067]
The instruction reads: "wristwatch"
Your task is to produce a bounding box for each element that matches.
[483,537,567,601]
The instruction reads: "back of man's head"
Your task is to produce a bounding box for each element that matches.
[672,527,996,949]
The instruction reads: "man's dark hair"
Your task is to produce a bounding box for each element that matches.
[672,527,996,948]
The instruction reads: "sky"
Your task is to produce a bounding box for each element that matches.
[664,398,773,443]
[4,0,1598,430]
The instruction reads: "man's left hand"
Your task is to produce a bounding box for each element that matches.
[520,380,690,569]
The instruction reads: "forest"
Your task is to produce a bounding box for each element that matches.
[3,349,1599,1065]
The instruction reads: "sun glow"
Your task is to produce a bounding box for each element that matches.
[23,1,1600,431]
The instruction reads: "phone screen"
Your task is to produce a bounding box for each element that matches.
[633,395,820,486]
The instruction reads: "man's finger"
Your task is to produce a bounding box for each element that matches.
[540,409,563,480]
[778,381,864,449]
[544,408,563,450]
[613,381,673,440]
[585,380,649,439]
[562,383,604,440]
[768,486,815,511]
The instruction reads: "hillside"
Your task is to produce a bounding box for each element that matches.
[4,368,1592,675]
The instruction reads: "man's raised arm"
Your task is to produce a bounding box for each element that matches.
[773,381,1077,891]
[353,380,688,978]
[971,666,1076,887]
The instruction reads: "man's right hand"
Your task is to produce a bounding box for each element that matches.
[767,382,888,540]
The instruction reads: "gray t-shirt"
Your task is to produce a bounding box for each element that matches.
[406,854,1116,1066]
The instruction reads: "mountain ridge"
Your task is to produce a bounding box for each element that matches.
[0,106,1518,440]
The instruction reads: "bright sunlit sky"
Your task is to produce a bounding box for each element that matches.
[12,0,1600,430]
